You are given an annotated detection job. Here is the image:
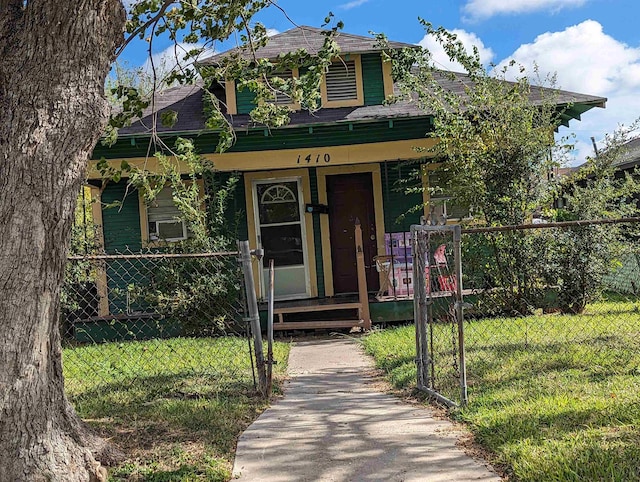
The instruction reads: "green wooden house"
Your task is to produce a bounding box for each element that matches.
[86,26,606,330]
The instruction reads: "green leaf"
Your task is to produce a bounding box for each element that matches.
[160,110,178,128]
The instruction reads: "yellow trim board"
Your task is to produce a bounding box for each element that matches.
[225,79,238,116]
[89,186,109,316]
[139,190,150,246]
[88,138,437,179]
[382,58,394,99]
[243,169,318,300]
[422,162,443,221]
[421,165,430,219]
[88,156,194,180]
[317,163,386,297]
[208,138,437,172]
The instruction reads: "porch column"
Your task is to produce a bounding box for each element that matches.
[354,219,372,330]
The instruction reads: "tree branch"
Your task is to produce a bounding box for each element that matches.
[114,0,174,61]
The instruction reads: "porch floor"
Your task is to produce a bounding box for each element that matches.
[258,289,476,331]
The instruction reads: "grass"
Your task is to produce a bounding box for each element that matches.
[63,336,290,481]
[362,298,640,481]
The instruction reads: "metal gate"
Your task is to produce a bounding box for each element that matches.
[412,224,467,406]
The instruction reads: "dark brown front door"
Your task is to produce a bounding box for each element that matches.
[327,173,379,294]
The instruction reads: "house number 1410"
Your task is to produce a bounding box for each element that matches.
[297,153,331,164]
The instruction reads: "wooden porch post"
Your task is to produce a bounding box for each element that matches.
[90,185,110,316]
[354,218,372,330]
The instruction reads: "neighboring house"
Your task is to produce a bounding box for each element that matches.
[612,136,640,173]
[87,26,606,327]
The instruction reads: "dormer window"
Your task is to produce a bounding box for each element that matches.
[264,68,301,110]
[326,60,358,102]
[270,69,295,105]
[321,56,364,108]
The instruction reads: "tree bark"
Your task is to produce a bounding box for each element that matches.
[0,2,125,480]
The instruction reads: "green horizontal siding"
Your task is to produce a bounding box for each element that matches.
[102,182,142,253]
[101,182,146,314]
[381,161,424,233]
[236,84,257,114]
[93,118,432,160]
[205,171,248,241]
[362,53,385,106]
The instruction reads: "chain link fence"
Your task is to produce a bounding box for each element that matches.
[412,225,466,406]
[60,250,263,403]
[413,219,640,406]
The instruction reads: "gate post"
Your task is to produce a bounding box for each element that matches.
[412,226,429,390]
[266,259,275,395]
[453,225,468,406]
[239,241,268,397]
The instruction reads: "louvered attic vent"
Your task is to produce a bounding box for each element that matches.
[326,60,357,102]
[270,70,294,105]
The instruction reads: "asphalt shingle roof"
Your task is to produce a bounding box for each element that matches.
[613,137,640,169]
[120,83,207,134]
[116,27,606,137]
[117,78,606,136]
[203,26,415,64]
[430,70,606,109]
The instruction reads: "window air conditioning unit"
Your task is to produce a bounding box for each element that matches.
[149,219,187,242]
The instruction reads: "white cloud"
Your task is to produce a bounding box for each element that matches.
[142,42,211,81]
[418,29,495,72]
[339,0,370,10]
[463,0,588,21]
[496,20,640,164]
[266,28,280,37]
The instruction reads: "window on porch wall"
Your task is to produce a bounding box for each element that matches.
[428,171,472,223]
[147,186,188,242]
[429,197,472,222]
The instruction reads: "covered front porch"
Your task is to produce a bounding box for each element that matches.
[256,223,461,331]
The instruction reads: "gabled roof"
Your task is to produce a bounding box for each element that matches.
[203,25,415,64]
[113,27,606,137]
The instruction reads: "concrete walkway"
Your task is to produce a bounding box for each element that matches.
[232,338,500,481]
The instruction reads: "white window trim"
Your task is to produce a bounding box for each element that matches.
[251,176,311,300]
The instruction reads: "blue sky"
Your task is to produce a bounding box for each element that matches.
[120,0,640,164]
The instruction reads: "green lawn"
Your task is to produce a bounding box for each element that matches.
[63,337,290,481]
[363,299,640,481]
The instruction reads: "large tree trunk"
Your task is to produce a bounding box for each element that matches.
[0,2,125,480]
